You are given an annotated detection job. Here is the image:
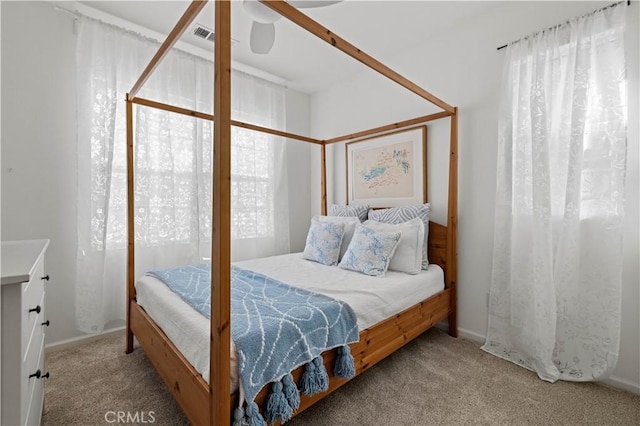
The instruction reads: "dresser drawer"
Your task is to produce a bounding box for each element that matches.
[21,258,45,356]
[24,338,45,426]
[24,291,45,369]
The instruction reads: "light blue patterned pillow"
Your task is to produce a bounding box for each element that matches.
[368,203,431,269]
[315,215,361,261]
[302,218,346,266]
[329,204,369,222]
[338,224,401,277]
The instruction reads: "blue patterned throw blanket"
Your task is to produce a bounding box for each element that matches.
[147,264,359,425]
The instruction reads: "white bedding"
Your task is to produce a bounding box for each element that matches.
[135,252,444,387]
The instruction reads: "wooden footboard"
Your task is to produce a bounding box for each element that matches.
[130,286,450,425]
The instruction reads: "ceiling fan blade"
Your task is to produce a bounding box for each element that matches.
[250,21,276,54]
[289,0,343,8]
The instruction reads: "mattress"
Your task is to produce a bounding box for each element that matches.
[135,252,445,387]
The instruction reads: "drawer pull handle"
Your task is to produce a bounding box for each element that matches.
[41,275,50,281]
[28,370,50,380]
[42,320,50,327]
[29,305,41,314]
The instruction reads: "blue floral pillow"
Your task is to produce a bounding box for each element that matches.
[329,204,369,222]
[338,224,401,277]
[302,219,346,266]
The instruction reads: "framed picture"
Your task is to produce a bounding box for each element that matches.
[346,125,426,208]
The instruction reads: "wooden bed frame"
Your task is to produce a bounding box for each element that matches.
[124,1,458,425]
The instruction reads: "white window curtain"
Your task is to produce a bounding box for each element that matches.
[482,4,627,382]
[76,16,289,333]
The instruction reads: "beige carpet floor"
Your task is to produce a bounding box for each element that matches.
[43,328,639,426]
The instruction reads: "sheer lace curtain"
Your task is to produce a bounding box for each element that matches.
[76,17,289,333]
[482,4,627,382]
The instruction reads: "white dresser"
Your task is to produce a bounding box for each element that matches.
[1,239,50,426]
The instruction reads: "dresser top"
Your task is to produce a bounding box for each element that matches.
[1,239,50,285]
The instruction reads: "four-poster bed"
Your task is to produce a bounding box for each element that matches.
[124,1,458,425]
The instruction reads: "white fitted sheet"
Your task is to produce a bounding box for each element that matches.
[135,252,444,387]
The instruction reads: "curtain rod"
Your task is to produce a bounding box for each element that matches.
[496,0,630,51]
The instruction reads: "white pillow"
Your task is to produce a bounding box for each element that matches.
[363,217,424,274]
[302,218,346,266]
[368,203,431,269]
[338,224,401,277]
[315,215,361,261]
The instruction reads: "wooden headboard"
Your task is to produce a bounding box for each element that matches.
[427,221,447,272]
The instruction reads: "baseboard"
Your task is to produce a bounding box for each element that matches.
[435,323,486,345]
[45,326,126,353]
[457,327,486,344]
[600,375,640,395]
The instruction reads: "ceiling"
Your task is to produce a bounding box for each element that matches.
[78,1,499,93]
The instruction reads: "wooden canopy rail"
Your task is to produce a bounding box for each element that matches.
[125,1,458,425]
[325,110,453,145]
[130,96,323,145]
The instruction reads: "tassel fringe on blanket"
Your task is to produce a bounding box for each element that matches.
[237,347,356,425]
[300,356,329,396]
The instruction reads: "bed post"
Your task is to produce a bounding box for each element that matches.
[126,95,135,354]
[446,108,458,337]
[211,0,232,425]
[321,143,328,215]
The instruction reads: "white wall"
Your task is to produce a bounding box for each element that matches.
[285,90,313,253]
[1,0,78,345]
[310,1,639,393]
[0,1,312,344]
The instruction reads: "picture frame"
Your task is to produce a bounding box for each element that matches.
[346,125,426,208]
